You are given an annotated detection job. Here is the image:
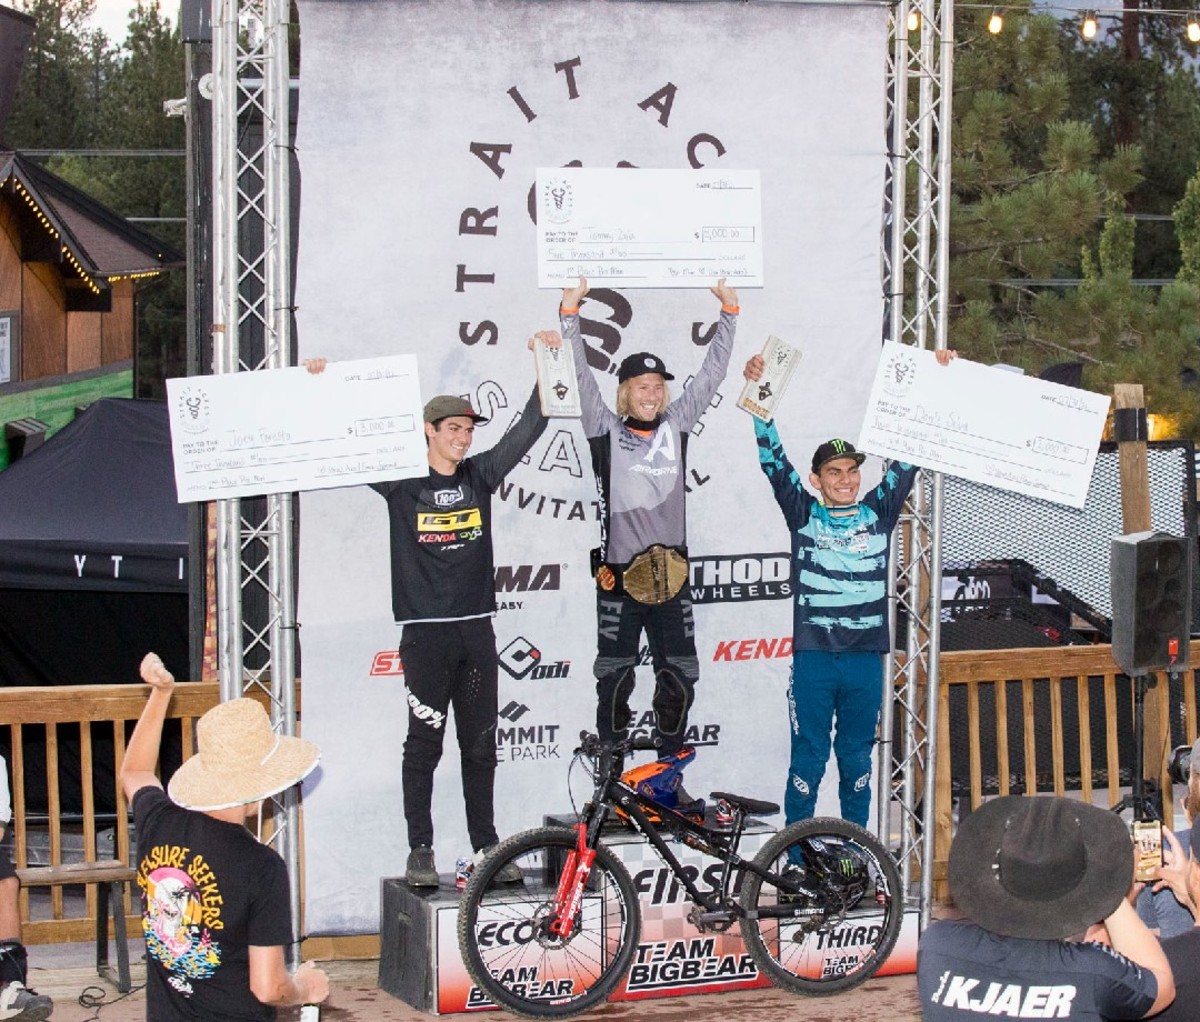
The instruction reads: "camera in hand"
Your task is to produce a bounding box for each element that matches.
[1168,742,1194,786]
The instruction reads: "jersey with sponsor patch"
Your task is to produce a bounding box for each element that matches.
[371,386,547,625]
[562,307,736,565]
[133,786,292,1022]
[918,919,1157,1022]
[754,417,915,652]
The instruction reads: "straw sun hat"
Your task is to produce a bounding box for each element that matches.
[168,698,320,812]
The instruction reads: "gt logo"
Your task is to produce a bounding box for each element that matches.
[417,509,482,532]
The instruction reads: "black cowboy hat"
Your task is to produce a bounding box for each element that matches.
[948,795,1133,940]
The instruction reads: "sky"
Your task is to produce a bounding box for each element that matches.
[87,0,175,45]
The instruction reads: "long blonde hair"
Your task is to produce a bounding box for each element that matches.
[616,379,671,419]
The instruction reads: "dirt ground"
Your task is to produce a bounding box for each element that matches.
[26,943,923,1022]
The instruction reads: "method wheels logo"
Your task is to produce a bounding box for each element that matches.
[499,637,542,678]
[688,553,791,604]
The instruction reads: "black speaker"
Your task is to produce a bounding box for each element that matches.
[1110,531,1192,675]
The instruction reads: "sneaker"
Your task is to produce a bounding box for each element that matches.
[674,783,706,822]
[0,981,54,1022]
[478,845,524,884]
[405,846,439,888]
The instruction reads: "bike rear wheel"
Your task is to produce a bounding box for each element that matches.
[457,826,642,1019]
[738,817,904,995]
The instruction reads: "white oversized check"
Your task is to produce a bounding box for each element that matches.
[536,167,763,288]
[858,344,1111,508]
[166,355,426,502]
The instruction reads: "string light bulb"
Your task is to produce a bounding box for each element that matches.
[988,8,1004,33]
[1187,11,1200,42]
[906,8,921,31]
[1081,10,1098,39]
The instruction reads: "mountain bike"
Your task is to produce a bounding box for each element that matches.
[457,733,904,1018]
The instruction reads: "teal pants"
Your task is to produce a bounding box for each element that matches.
[784,649,883,827]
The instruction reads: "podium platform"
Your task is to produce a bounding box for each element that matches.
[378,810,918,1014]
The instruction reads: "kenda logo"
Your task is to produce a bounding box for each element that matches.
[712,637,793,662]
[493,563,562,593]
[688,553,791,604]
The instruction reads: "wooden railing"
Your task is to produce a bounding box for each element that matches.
[933,641,1200,901]
[1,682,269,943]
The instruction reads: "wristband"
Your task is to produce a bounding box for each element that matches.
[721,304,740,314]
[560,305,579,315]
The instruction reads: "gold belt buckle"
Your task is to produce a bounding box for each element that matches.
[622,545,688,605]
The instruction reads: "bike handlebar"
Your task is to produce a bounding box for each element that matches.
[576,731,661,758]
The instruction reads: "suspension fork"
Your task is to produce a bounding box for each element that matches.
[548,823,597,939]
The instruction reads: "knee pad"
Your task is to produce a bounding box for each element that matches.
[0,940,27,985]
[611,669,636,733]
[652,668,691,736]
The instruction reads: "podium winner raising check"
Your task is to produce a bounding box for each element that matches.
[550,276,738,768]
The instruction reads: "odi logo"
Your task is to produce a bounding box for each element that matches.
[499,637,541,678]
[417,509,482,532]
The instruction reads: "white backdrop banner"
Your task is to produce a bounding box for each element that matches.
[294,0,891,933]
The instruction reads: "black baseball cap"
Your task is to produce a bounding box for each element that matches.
[423,395,488,424]
[618,352,675,383]
[811,439,866,474]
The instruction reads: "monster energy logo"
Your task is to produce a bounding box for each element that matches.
[831,439,850,454]
[837,857,856,877]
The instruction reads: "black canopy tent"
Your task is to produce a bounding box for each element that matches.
[0,397,188,813]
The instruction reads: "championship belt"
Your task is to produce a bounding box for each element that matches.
[621,545,689,605]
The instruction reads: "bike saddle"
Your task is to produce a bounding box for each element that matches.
[708,791,780,817]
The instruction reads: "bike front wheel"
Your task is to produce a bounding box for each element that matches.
[738,817,904,996]
[457,826,642,1019]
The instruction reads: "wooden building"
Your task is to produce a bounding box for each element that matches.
[0,150,183,463]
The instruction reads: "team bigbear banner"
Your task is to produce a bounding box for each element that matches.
[294,0,891,933]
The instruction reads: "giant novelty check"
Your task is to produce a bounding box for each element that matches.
[858,344,1111,508]
[166,355,426,502]
[536,168,763,288]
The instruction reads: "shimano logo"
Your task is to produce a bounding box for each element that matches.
[688,553,791,604]
[494,563,562,593]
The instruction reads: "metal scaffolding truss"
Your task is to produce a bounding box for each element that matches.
[880,0,954,926]
[210,0,302,952]
[208,0,953,940]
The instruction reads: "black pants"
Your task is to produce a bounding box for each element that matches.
[399,618,499,851]
[594,591,698,756]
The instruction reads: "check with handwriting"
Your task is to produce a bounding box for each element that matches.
[166,355,425,502]
[536,167,763,288]
[857,344,1110,508]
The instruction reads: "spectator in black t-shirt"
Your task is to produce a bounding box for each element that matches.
[1140,819,1200,1022]
[121,653,329,1021]
[919,795,1174,1022]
